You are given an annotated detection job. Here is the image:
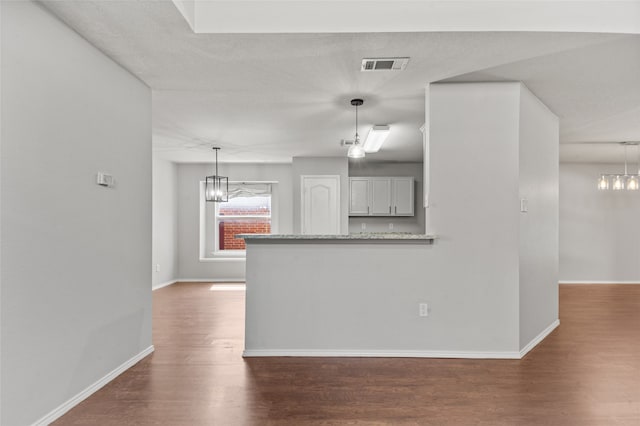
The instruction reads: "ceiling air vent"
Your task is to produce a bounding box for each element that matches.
[361,57,410,72]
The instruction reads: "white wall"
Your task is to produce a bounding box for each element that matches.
[177,163,293,281]
[348,162,425,234]
[518,86,559,349]
[153,158,178,288]
[427,82,522,352]
[560,163,640,282]
[1,2,152,425]
[292,157,349,234]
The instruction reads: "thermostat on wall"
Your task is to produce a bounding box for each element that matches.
[96,172,114,188]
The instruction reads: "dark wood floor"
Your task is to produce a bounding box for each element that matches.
[55,283,640,425]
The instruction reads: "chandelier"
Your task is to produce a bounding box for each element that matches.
[205,147,229,202]
[597,142,639,191]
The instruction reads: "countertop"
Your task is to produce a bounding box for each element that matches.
[238,233,436,242]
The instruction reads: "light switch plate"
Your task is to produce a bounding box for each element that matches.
[97,172,114,187]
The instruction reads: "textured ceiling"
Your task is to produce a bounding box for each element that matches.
[40,0,640,163]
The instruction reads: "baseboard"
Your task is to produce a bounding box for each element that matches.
[177,278,246,283]
[519,319,560,359]
[243,349,521,359]
[560,281,640,285]
[31,345,155,426]
[152,280,178,291]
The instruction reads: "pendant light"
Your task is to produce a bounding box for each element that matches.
[347,98,365,159]
[597,142,640,192]
[205,147,228,202]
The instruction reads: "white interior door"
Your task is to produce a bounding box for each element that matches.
[301,175,340,235]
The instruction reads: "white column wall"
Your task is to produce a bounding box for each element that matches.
[427,82,522,352]
[518,86,559,349]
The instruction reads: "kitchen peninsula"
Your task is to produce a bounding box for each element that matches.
[242,82,560,360]
[242,232,438,358]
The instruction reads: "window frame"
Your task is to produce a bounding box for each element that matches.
[199,181,278,261]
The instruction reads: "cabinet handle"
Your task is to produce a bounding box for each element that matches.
[395,206,397,214]
[367,206,370,215]
[389,206,391,214]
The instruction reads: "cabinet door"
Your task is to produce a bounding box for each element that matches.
[371,178,392,215]
[349,178,370,216]
[393,178,414,216]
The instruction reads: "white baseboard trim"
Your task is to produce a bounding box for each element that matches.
[177,278,246,283]
[152,280,178,291]
[519,319,560,359]
[243,349,521,359]
[32,345,155,426]
[560,281,640,285]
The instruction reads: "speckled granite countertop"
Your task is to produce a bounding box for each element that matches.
[239,233,436,242]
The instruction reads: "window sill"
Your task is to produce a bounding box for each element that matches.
[199,252,247,262]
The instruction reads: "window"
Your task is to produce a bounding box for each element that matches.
[201,182,275,259]
[216,193,271,251]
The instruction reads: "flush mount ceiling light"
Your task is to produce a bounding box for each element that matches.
[205,147,229,202]
[597,142,640,192]
[363,125,391,153]
[347,98,365,159]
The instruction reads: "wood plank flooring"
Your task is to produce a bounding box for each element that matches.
[55,283,640,425]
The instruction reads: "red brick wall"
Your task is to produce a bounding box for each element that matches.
[219,221,271,250]
[218,206,270,216]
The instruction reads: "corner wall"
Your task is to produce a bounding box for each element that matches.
[1,2,152,424]
[153,158,178,288]
[518,86,559,349]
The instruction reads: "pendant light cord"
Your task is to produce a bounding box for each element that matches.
[624,144,628,175]
[355,103,359,143]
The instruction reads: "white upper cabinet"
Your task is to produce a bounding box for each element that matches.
[349,178,370,215]
[349,177,414,217]
[393,177,414,216]
[371,178,392,215]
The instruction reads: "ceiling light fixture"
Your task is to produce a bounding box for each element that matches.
[347,98,365,159]
[363,125,390,153]
[205,147,229,202]
[597,142,639,192]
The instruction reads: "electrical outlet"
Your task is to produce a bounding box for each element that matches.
[155,264,160,272]
[389,223,394,230]
[361,223,366,231]
[419,303,429,317]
